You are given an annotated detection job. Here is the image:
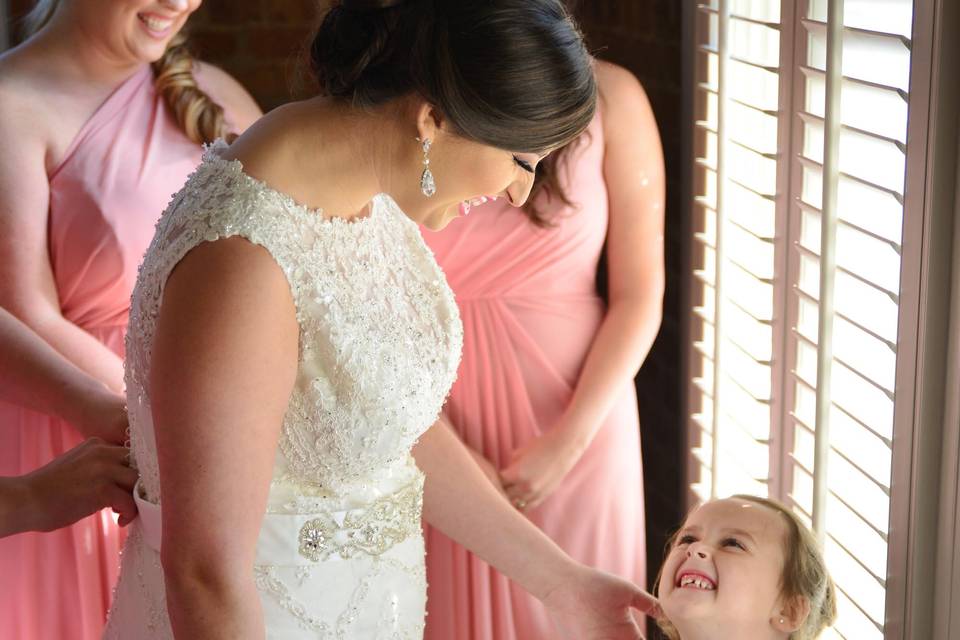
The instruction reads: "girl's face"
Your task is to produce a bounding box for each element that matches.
[659,498,791,639]
[410,132,546,231]
[74,0,201,64]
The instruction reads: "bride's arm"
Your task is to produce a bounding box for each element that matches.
[150,237,299,640]
[413,415,658,639]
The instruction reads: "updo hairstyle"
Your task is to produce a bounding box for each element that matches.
[310,0,598,223]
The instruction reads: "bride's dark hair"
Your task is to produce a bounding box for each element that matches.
[309,0,597,224]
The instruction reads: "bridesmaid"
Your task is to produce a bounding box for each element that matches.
[0,1,260,638]
[422,59,665,639]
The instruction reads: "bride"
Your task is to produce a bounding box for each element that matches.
[105,0,657,637]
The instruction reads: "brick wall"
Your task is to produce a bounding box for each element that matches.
[185,0,321,111]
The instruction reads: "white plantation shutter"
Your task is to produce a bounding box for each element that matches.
[689,0,783,504]
[785,3,915,637]
[686,0,924,637]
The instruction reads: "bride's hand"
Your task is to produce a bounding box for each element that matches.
[542,564,661,640]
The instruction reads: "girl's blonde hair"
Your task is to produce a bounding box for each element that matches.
[654,495,838,640]
[25,0,234,144]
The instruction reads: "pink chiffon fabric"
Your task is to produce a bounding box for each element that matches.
[421,111,646,639]
[0,66,204,640]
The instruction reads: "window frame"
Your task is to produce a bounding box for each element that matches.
[681,1,959,637]
[891,0,960,638]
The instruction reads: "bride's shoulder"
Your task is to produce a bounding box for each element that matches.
[217,104,297,172]
[214,102,324,204]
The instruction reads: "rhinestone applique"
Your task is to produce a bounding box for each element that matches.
[297,478,423,562]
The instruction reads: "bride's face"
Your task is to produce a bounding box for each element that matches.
[411,131,547,231]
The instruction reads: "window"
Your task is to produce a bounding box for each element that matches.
[685,1,935,637]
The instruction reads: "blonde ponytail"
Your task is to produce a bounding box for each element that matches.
[151,32,235,145]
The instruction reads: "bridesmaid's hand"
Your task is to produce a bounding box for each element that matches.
[74,388,128,444]
[15,438,138,534]
[542,564,661,639]
[501,425,586,510]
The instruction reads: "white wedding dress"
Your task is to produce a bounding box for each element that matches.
[104,142,463,639]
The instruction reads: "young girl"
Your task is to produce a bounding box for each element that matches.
[656,495,837,640]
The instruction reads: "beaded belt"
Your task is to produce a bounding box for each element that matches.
[132,476,424,565]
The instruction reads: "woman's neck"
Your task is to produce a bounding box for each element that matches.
[224,98,419,222]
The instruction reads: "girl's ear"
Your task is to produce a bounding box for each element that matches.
[772,595,811,634]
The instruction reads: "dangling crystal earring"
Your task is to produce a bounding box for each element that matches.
[418,137,436,198]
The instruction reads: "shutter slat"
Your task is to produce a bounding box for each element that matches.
[808,0,913,39]
[795,242,901,300]
[798,154,905,201]
[724,291,774,326]
[804,19,912,91]
[800,65,908,105]
[727,59,780,110]
[730,0,780,23]
[724,261,775,320]
[725,222,775,279]
[729,17,780,68]
[727,142,778,195]
[826,542,887,626]
[831,587,885,640]
[794,287,898,351]
[798,166,905,243]
[720,336,772,395]
[723,302,773,360]
[728,100,779,153]
[718,375,770,433]
[829,406,894,484]
[827,525,887,586]
[831,361,896,438]
[719,366,772,406]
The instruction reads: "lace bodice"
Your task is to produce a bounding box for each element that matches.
[125,142,463,508]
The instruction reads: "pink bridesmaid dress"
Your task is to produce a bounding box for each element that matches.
[422,111,646,639]
[0,65,205,640]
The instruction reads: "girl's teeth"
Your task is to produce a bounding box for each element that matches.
[679,575,715,590]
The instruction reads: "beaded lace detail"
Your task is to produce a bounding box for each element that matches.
[125,141,463,504]
[110,141,459,636]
